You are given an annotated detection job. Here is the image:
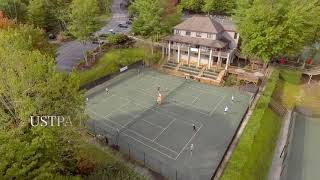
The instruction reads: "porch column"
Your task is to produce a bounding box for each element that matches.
[225,53,230,70]
[197,48,201,66]
[187,46,190,66]
[162,44,165,59]
[217,51,221,67]
[208,49,213,69]
[308,74,313,84]
[177,44,181,63]
[167,42,171,62]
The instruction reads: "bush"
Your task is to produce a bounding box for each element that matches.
[224,74,237,86]
[279,69,302,85]
[221,69,281,180]
[78,143,145,180]
[107,34,130,45]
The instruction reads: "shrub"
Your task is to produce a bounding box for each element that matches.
[107,34,130,45]
[224,74,237,86]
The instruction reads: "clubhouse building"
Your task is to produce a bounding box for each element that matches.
[162,15,239,70]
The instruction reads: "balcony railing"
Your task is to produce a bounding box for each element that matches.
[170,45,229,58]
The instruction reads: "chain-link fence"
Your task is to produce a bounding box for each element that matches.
[85,119,197,180]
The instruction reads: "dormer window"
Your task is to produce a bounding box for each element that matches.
[207,33,214,39]
[175,30,180,35]
[196,32,201,37]
[186,31,191,36]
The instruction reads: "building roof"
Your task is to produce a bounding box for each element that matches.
[211,15,237,32]
[163,35,228,49]
[174,16,224,34]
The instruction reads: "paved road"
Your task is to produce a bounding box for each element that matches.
[56,0,130,72]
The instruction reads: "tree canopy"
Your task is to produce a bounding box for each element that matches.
[180,0,235,15]
[129,0,182,40]
[0,22,85,179]
[235,0,320,62]
[0,0,28,21]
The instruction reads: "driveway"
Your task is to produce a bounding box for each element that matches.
[56,0,130,72]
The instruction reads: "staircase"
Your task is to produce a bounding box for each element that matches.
[178,64,201,76]
[202,68,219,80]
[162,61,179,70]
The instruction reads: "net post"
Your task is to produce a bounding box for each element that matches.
[128,143,130,160]
[144,152,146,166]
[176,169,178,180]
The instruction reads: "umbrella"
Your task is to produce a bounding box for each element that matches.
[254,72,264,77]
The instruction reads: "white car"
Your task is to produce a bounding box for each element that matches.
[109,29,115,34]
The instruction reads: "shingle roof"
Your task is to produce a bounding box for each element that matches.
[174,16,224,34]
[211,16,237,32]
[163,35,228,49]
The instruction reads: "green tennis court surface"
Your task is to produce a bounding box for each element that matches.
[284,112,320,180]
[85,68,252,180]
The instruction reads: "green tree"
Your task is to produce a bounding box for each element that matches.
[0,24,84,179]
[51,0,72,31]
[0,0,28,21]
[129,0,181,39]
[202,0,235,15]
[235,0,320,63]
[27,0,57,30]
[180,0,205,12]
[68,0,99,64]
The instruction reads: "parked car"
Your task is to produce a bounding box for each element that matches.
[126,20,132,25]
[118,23,128,28]
[109,29,115,34]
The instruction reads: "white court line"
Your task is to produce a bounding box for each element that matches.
[92,89,205,158]
[191,92,202,104]
[89,110,177,160]
[102,100,131,118]
[101,94,116,102]
[186,85,222,97]
[87,94,115,105]
[141,118,165,129]
[109,87,203,129]
[175,123,203,160]
[209,95,227,117]
[122,133,177,160]
[102,114,179,155]
[89,93,205,161]
[136,87,208,116]
[153,118,176,142]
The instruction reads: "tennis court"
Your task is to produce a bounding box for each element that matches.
[85,68,252,180]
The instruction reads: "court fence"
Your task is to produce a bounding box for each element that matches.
[279,108,296,180]
[85,120,195,180]
[80,60,144,90]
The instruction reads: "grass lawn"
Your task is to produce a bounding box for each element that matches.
[274,69,302,108]
[78,48,147,86]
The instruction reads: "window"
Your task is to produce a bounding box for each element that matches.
[175,30,180,35]
[207,33,214,39]
[234,32,238,39]
[186,31,191,36]
[196,32,201,37]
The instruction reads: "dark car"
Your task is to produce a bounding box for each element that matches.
[126,20,132,25]
[118,23,128,28]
